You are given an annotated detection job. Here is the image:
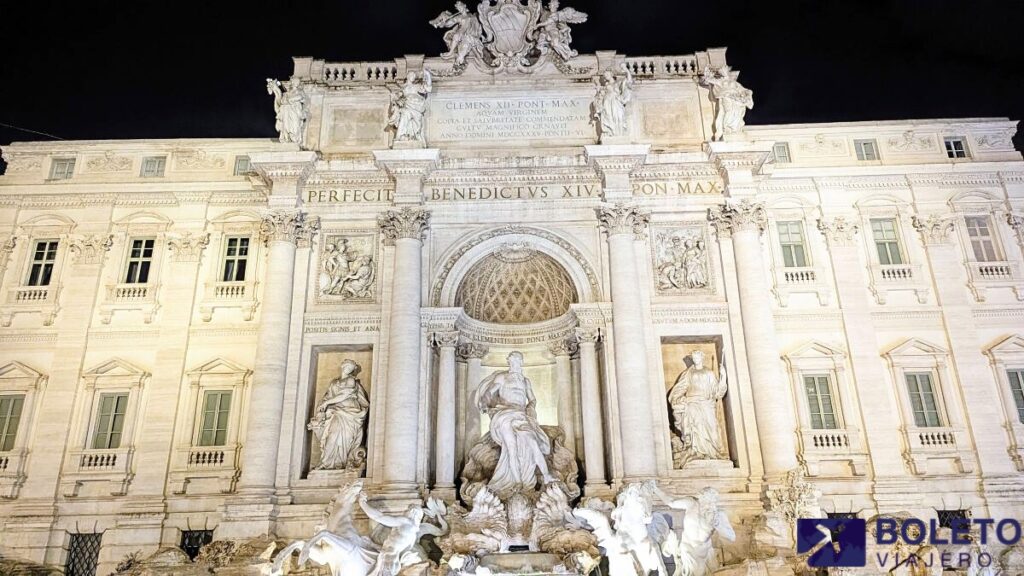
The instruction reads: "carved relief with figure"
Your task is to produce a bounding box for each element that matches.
[654,229,710,293]
[319,235,377,302]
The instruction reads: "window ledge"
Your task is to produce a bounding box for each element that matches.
[199,281,258,322]
[902,426,975,475]
[772,266,832,307]
[798,427,869,476]
[99,283,160,324]
[169,444,241,495]
[965,261,1024,302]
[868,263,929,304]
[0,448,29,499]
[1,285,61,326]
[62,447,135,497]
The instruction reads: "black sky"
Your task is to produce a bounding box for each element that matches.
[1,0,1022,147]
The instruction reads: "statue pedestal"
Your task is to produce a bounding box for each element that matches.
[479,552,570,575]
[305,469,362,487]
[681,458,735,475]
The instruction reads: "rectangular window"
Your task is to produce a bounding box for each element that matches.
[124,238,155,284]
[777,221,808,268]
[180,530,214,561]
[140,156,166,178]
[1008,369,1024,425]
[944,137,969,159]
[870,218,904,265]
[66,533,102,576]
[855,139,879,161]
[198,390,232,446]
[0,395,25,452]
[905,372,942,428]
[91,393,129,450]
[49,158,76,180]
[27,240,59,287]
[804,375,838,430]
[773,142,791,164]
[221,236,250,282]
[937,509,970,529]
[964,216,1000,262]
[233,155,251,176]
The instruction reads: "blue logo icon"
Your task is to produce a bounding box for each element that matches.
[797,518,867,567]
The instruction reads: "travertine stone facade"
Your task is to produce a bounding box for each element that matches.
[1,38,1023,575]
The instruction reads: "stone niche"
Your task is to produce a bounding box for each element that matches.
[660,336,736,471]
[304,345,374,480]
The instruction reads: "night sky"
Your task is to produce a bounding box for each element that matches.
[1,0,1022,149]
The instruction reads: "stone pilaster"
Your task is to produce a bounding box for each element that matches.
[549,337,579,456]
[457,343,488,462]
[574,327,607,489]
[431,330,459,491]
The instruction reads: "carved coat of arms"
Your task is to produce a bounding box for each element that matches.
[480,0,542,60]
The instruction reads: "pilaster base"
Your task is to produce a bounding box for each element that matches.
[371,482,427,513]
[216,493,282,539]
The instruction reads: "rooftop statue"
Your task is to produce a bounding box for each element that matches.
[266,78,309,148]
[387,71,433,146]
[701,65,753,141]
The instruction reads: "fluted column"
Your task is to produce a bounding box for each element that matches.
[431,330,459,488]
[550,338,579,455]
[378,207,431,490]
[458,343,488,459]
[710,199,799,478]
[575,327,606,487]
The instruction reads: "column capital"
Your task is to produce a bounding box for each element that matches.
[584,145,649,200]
[912,213,958,245]
[816,216,860,247]
[596,203,650,237]
[67,234,113,266]
[378,207,431,243]
[549,338,579,358]
[1008,213,1024,245]
[574,326,602,344]
[708,199,767,237]
[457,342,489,360]
[166,232,210,263]
[430,331,460,349]
[259,209,321,247]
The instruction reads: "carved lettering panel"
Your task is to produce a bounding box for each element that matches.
[427,93,594,145]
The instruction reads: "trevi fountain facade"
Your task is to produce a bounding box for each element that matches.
[1,2,1024,575]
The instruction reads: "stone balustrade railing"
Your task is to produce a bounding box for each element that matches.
[623,55,699,78]
[10,286,53,303]
[107,283,154,302]
[782,267,818,284]
[968,260,1016,280]
[211,281,249,300]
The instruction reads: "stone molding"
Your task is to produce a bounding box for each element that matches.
[430,330,460,348]
[67,234,114,266]
[549,337,579,357]
[1007,213,1024,246]
[377,207,431,243]
[912,214,957,245]
[708,199,767,237]
[259,210,321,247]
[573,326,601,344]
[249,151,318,183]
[372,149,441,179]
[816,216,860,247]
[166,232,210,262]
[456,342,489,360]
[596,203,650,236]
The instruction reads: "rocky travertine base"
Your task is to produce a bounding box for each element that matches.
[112,539,329,576]
[0,555,63,576]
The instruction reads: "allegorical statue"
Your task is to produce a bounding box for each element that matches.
[308,359,370,470]
[387,70,433,145]
[667,350,728,466]
[648,483,735,576]
[476,351,556,496]
[323,239,355,296]
[532,0,588,61]
[701,65,753,141]
[591,65,634,142]
[266,77,309,147]
[658,235,708,291]
[359,493,428,576]
[430,1,484,66]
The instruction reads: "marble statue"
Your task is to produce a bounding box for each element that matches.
[431,2,485,66]
[667,350,728,466]
[323,239,355,295]
[657,233,708,291]
[572,484,666,576]
[476,351,556,496]
[388,71,433,145]
[648,483,735,576]
[308,360,369,470]
[701,65,753,141]
[591,66,634,142]
[359,493,429,576]
[266,78,309,147]
[532,0,588,61]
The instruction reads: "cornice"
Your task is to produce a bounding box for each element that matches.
[906,173,1003,188]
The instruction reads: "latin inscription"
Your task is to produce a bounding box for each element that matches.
[632,180,723,196]
[428,96,593,143]
[306,188,394,203]
[428,184,599,202]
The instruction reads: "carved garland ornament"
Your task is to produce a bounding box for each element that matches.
[377,207,431,243]
[68,234,114,265]
[911,214,957,245]
[595,203,650,236]
[816,217,860,246]
[166,232,210,262]
[707,200,767,237]
[457,342,489,359]
[259,210,321,246]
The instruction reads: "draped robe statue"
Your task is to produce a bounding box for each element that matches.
[667,350,728,465]
[475,351,556,496]
[309,359,370,470]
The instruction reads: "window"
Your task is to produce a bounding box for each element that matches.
[777,221,808,268]
[233,155,251,176]
[0,395,25,452]
[221,236,249,282]
[826,512,858,541]
[944,137,969,159]
[964,216,1000,262]
[66,533,102,576]
[804,375,838,430]
[140,156,166,178]
[49,158,76,180]
[936,509,970,529]
[198,390,232,447]
[91,393,128,449]
[1008,369,1024,424]
[870,219,904,265]
[27,240,59,286]
[180,530,214,561]
[854,139,879,161]
[905,373,942,427]
[772,142,791,164]
[124,238,155,284]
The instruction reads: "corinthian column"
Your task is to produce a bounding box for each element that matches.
[596,203,658,480]
[709,199,798,478]
[378,207,431,491]
[458,343,488,460]
[550,338,579,455]
[431,330,459,489]
[575,327,606,487]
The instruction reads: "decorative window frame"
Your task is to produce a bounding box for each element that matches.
[169,358,250,495]
[882,338,974,475]
[0,361,47,499]
[984,334,1024,471]
[947,191,1023,302]
[61,358,149,497]
[765,198,831,307]
[99,213,171,324]
[199,211,262,322]
[854,195,930,305]
[783,341,867,476]
[0,215,76,327]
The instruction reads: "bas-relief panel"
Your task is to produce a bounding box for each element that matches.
[308,347,374,474]
[650,225,715,296]
[317,232,379,304]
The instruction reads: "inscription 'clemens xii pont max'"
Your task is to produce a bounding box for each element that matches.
[427,96,593,143]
